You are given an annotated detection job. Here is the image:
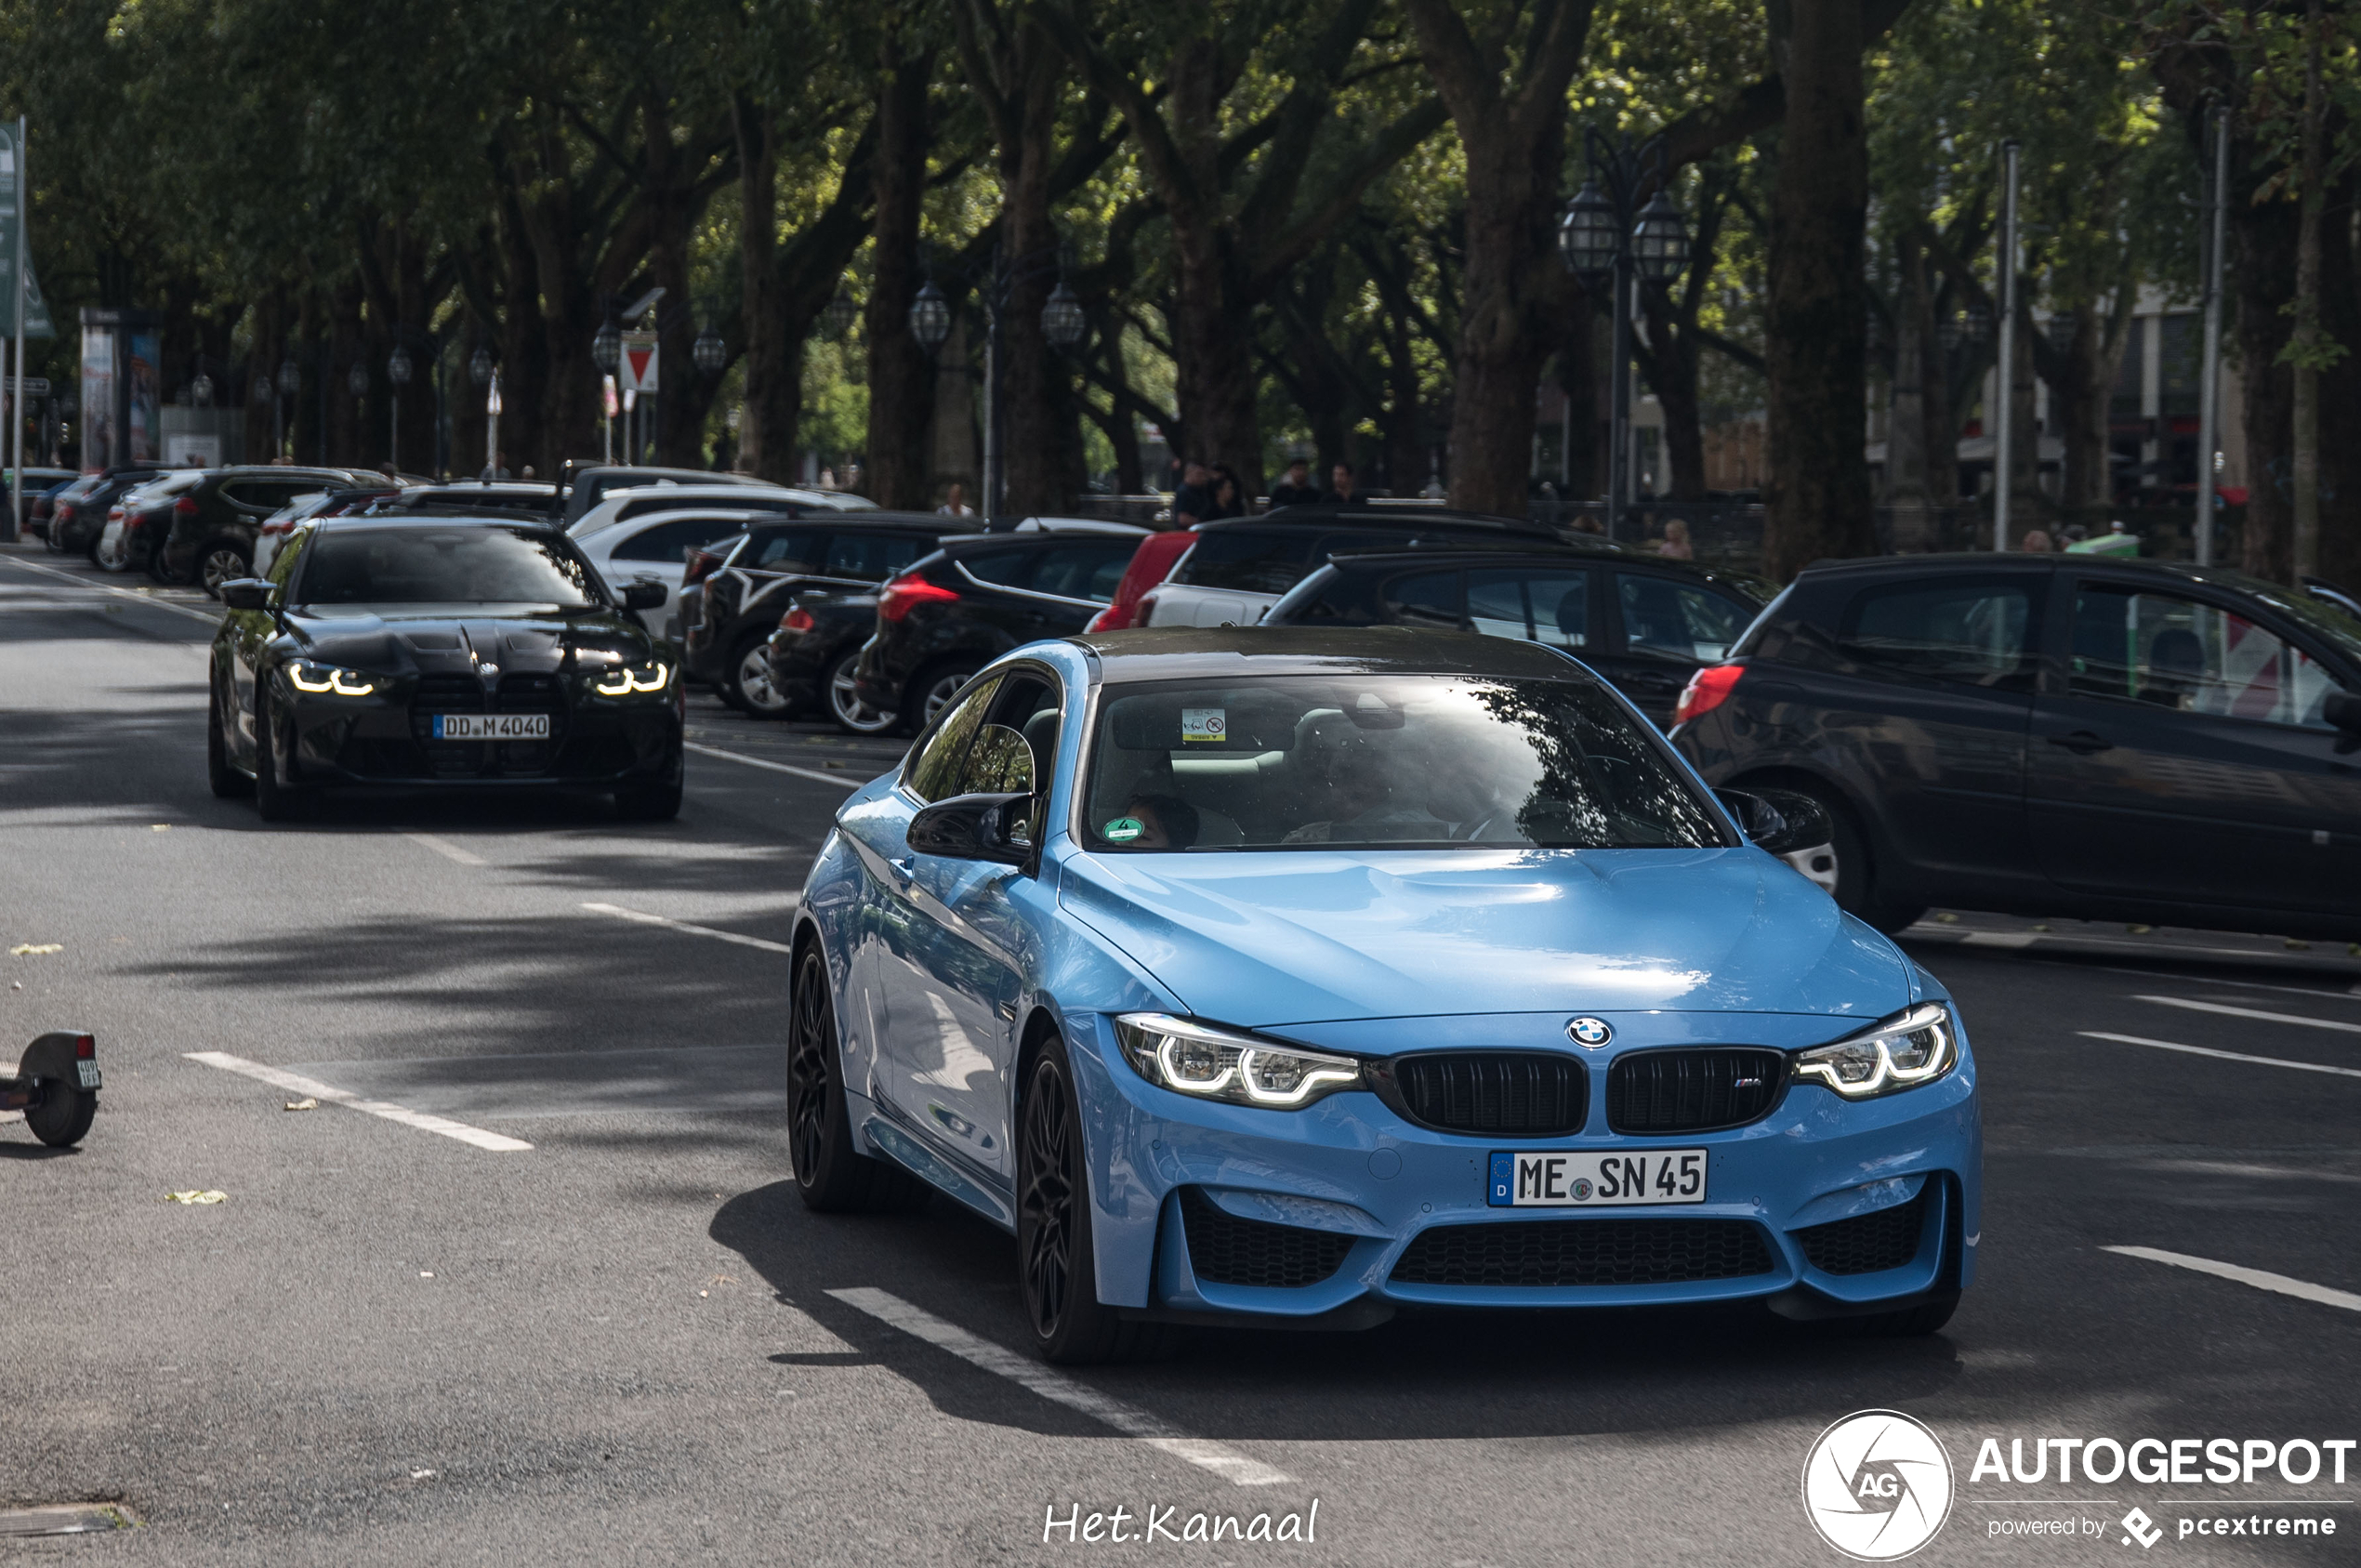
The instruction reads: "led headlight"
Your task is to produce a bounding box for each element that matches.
[286,659,381,697]
[1793,1002,1957,1100]
[593,661,672,695]
[1113,1013,1363,1109]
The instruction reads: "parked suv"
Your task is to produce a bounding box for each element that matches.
[1671,553,2361,941]
[682,513,956,715]
[1264,544,1772,726]
[851,530,1144,730]
[47,468,164,560]
[1137,506,1567,628]
[158,466,378,591]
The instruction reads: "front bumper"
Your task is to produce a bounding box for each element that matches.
[279,677,682,786]
[1062,1011,1981,1321]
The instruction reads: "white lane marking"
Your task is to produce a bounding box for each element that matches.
[2104,1245,2361,1314]
[2134,995,2361,1035]
[404,832,487,866]
[685,740,865,789]
[2080,1031,2361,1080]
[184,1051,533,1152]
[2090,966,2361,1004]
[1959,931,2039,949]
[0,555,223,626]
[827,1286,1293,1487]
[581,901,798,955]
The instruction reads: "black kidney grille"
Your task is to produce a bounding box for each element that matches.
[1606,1048,1785,1134]
[1390,1219,1774,1287]
[1179,1188,1355,1289]
[1390,1053,1587,1138]
[1794,1188,1930,1276]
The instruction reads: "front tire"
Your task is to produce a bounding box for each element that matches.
[208,679,254,798]
[1786,781,1924,935]
[614,765,683,822]
[787,948,930,1213]
[252,687,318,823]
[1017,1035,1167,1364]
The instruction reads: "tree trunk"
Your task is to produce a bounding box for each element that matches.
[1553,294,1602,501]
[643,95,699,470]
[732,102,795,482]
[2051,296,2133,522]
[2288,0,2325,584]
[864,47,934,507]
[1884,236,1933,548]
[330,277,366,468]
[1639,295,1708,500]
[966,15,1065,515]
[1762,0,1874,578]
[2315,171,2361,591]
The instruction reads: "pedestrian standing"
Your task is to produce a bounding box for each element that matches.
[937,482,974,518]
[1320,462,1360,505]
[1657,519,1694,560]
[1172,461,1214,526]
[1208,466,1246,520]
[1268,457,1320,508]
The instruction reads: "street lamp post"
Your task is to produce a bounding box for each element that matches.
[906,245,1085,520]
[1559,129,1690,542]
[591,320,621,466]
[275,357,300,460]
[469,349,497,479]
[387,344,412,473]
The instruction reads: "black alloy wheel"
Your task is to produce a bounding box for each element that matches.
[207,677,254,798]
[251,687,318,823]
[786,948,928,1213]
[827,651,897,735]
[1016,1037,1167,1364]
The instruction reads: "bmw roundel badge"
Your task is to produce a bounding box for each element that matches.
[1567,1017,1613,1048]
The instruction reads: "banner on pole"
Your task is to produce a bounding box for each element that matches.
[0,126,50,339]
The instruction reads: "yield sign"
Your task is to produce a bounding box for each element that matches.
[620,329,659,394]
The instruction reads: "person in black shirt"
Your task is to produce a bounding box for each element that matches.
[1320,461,1361,505]
[1171,460,1214,526]
[1267,457,1320,508]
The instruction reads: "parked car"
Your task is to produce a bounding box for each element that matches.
[561,465,782,527]
[1670,553,2361,941]
[564,481,872,536]
[763,586,900,733]
[683,513,960,716]
[28,474,81,547]
[10,468,77,533]
[95,470,212,574]
[1087,528,1198,631]
[208,517,684,822]
[250,486,413,577]
[850,530,1146,731]
[573,507,789,641]
[377,481,559,516]
[49,468,164,560]
[1135,507,1570,628]
[790,627,1976,1361]
[1264,545,1774,727]
[157,466,381,592]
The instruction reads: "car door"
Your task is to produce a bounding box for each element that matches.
[225,523,313,758]
[596,516,752,633]
[963,541,1137,639]
[714,525,832,637]
[1596,569,1756,726]
[2027,575,2361,915]
[1466,560,1601,664]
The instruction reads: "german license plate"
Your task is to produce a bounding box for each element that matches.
[430,713,549,741]
[76,1060,101,1090]
[1488,1148,1708,1207]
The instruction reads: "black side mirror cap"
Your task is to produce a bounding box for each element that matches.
[907,791,1036,866]
[220,578,274,612]
[1718,786,1833,860]
[2326,691,2361,736]
[620,581,666,612]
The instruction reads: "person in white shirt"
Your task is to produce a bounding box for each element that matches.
[937,482,974,518]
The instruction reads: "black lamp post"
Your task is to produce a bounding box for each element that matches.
[692,323,726,376]
[823,286,859,341]
[1558,128,1690,539]
[387,344,412,471]
[906,244,1078,519]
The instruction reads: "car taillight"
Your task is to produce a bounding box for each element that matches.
[53,504,72,523]
[782,607,815,633]
[74,1034,95,1060]
[174,495,198,516]
[877,573,959,622]
[261,519,293,535]
[683,549,725,586]
[1672,663,1747,727]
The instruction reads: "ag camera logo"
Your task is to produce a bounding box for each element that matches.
[1801,1409,1955,1561]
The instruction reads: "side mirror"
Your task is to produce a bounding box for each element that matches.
[620,580,666,613]
[220,578,275,613]
[2326,691,2361,737]
[1718,786,1832,859]
[908,791,1036,866]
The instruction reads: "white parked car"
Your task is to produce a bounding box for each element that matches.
[573,508,779,638]
[563,482,875,538]
[92,470,208,573]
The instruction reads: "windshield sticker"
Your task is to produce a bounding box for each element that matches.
[1181,707,1227,744]
[1102,817,1144,843]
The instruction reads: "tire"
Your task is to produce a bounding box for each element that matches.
[197,539,250,599]
[787,948,930,1214]
[722,633,796,718]
[252,687,318,823]
[93,530,131,573]
[142,533,180,584]
[1785,781,1925,936]
[826,650,898,735]
[25,1083,96,1148]
[1017,1035,1168,1364]
[899,662,979,737]
[1831,1293,1959,1338]
[208,678,254,798]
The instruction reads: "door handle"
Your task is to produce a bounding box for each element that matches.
[2048,730,2114,756]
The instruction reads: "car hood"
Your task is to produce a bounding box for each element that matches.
[1058,847,1913,1028]
[283,604,654,677]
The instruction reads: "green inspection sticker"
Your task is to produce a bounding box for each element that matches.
[1103,817,1144,843]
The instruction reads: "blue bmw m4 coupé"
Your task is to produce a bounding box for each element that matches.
[788,629,1981,1362]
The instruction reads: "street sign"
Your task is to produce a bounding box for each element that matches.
[7,376,48,397]
[620,329,658,394]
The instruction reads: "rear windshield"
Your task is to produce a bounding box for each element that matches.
[293,526,603,608]
[1082,674,1726,852]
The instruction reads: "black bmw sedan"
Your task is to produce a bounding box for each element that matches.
[208,517,685,822]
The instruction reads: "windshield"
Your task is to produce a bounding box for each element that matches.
[293,526,604,608]
[1082,674,1728,852]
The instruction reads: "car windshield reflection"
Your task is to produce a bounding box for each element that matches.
[294,526,603,608]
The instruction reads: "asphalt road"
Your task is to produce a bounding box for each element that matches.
[2,540,2355,1566]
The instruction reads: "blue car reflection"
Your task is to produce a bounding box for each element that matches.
[788,628,1980,1363]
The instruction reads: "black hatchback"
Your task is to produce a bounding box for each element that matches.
[1671,553,2361,941]
[851,531,1144,730]
[1264,545,1774,726]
